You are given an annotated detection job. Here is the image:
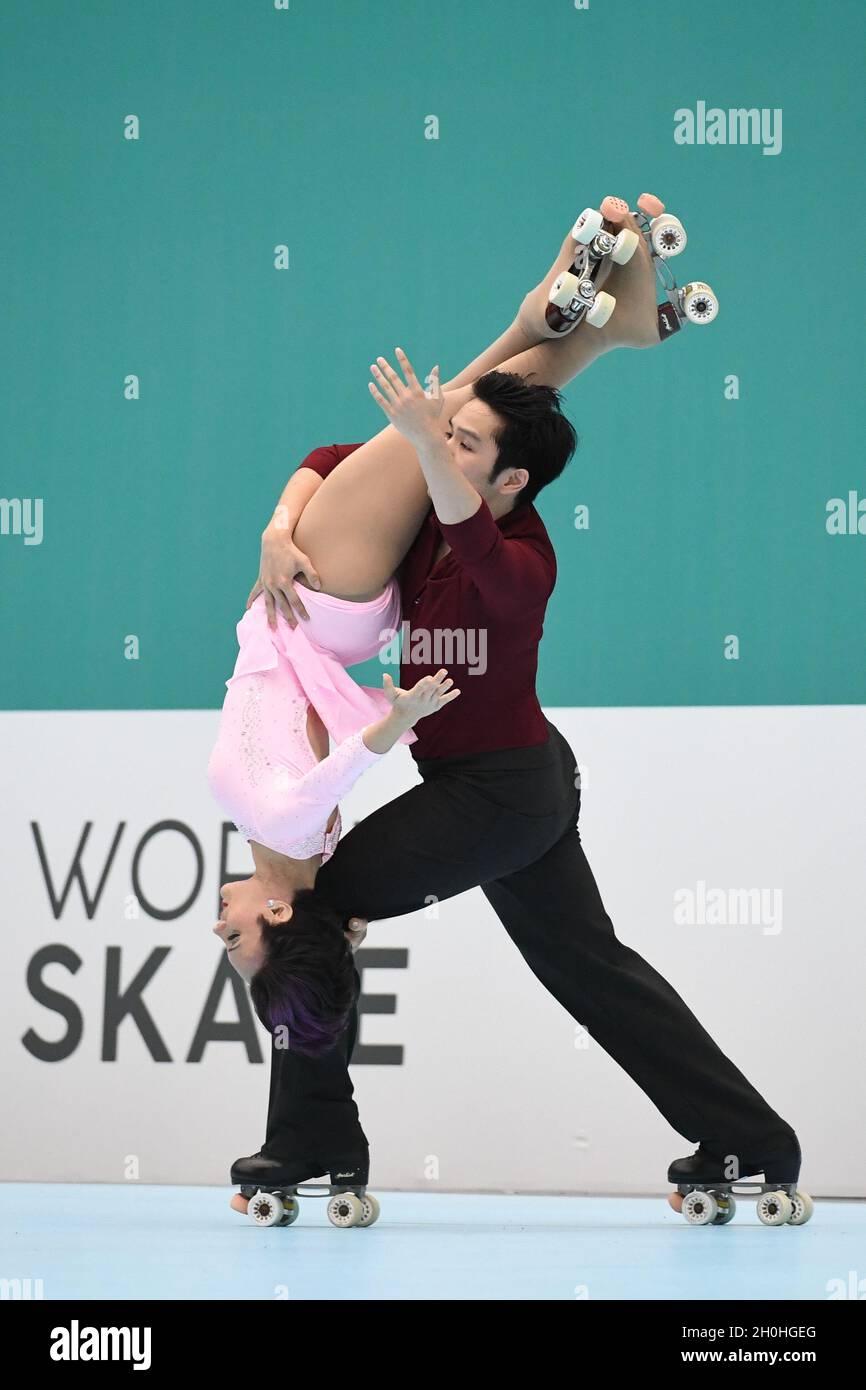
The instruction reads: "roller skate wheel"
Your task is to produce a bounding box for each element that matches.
[279,1199,300,1226]
[682,1190,719,1225]
[586,290,615,328]
[571,207,604,244]
[327,1192,365,1228]
[611,228,639,265]
[356,1193,381,1227]
[248,1189,285,1227]
[712,1194,737,1225]
[548,271,582,309]
[599,195,630,225]
[650,214,687,258]
[637,192,665,217]
[682,281,718,325]
[788,1191,815,1226]
[756,1190,794,1225]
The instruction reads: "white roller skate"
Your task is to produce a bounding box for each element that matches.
[633,191,719,339]
[546,194,639,335]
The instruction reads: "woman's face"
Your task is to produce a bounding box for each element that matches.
[213,877,286,982]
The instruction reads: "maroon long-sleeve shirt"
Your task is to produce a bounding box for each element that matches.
[297,443,556,761]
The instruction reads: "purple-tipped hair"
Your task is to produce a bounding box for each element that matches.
[248,887,356,1057]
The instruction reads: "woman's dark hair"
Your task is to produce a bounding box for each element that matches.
[471,370,577,507]
[248,887,356,1058]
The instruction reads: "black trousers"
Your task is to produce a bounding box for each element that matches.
[261,719,793,1164]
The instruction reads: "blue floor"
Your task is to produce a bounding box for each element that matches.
[1,1185,860,1301]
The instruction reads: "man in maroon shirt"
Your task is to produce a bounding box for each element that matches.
[234,356,800,1202]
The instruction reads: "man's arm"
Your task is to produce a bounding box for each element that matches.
[436,497,555,616]
[248,443,366,626]
[368,352,554,614]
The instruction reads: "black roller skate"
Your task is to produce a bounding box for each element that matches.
[230,1149,380,1229]
[667,1133,813,1226]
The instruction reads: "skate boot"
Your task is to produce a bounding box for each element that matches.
[667,1132,813,1226]
[545,194,639,335]
[632,191,719,339]
[230,1149,380,1229]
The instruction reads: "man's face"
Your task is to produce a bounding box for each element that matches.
[444,398,528,505]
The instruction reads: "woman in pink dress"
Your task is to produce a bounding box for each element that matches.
[208,195,665,1056]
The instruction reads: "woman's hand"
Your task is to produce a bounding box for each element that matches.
[246,526,322,630]
[383,668,461,724]
[368,348,444,446]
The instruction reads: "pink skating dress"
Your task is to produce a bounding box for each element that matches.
[207,581,414,862]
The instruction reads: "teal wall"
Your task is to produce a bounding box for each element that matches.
[2,0,863,709]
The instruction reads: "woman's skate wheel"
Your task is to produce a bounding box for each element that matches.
[682,281,719,325]
[756,1190,794,1225]
[278,1199,300,1227]
[788,1191,815,1226]
[600,194,630,225]
[711,1194,737,1225]
[248,1190,286,1227]
[548,271,583,310]
[571,207,604,244]
[327,1192,365,1228]
[681,1190,719,1225]
[650,213,687,258]
[356,1194,381,1227]
[611,228,639,264]
[585,290,615,328]
[637,192,665,217]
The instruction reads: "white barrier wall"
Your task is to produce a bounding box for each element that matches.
[2,706,863,1196]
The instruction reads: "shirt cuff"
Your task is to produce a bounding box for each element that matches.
[352,728,386,761]
[437,497,499,562]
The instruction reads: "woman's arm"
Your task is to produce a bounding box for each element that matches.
[256,673,459,850]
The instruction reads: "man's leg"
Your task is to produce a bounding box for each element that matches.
[261,963,367,1162]
[480,825,795,1157]
[262,762,566,1158]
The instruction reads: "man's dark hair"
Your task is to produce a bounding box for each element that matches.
[471,370,577,507]
[249,886,355,1057]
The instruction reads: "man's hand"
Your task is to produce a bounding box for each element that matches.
[246,526,321,630]
[368,348,444,446]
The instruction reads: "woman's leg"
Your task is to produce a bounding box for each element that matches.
[292,386,476,599]
[293,212,658,599]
